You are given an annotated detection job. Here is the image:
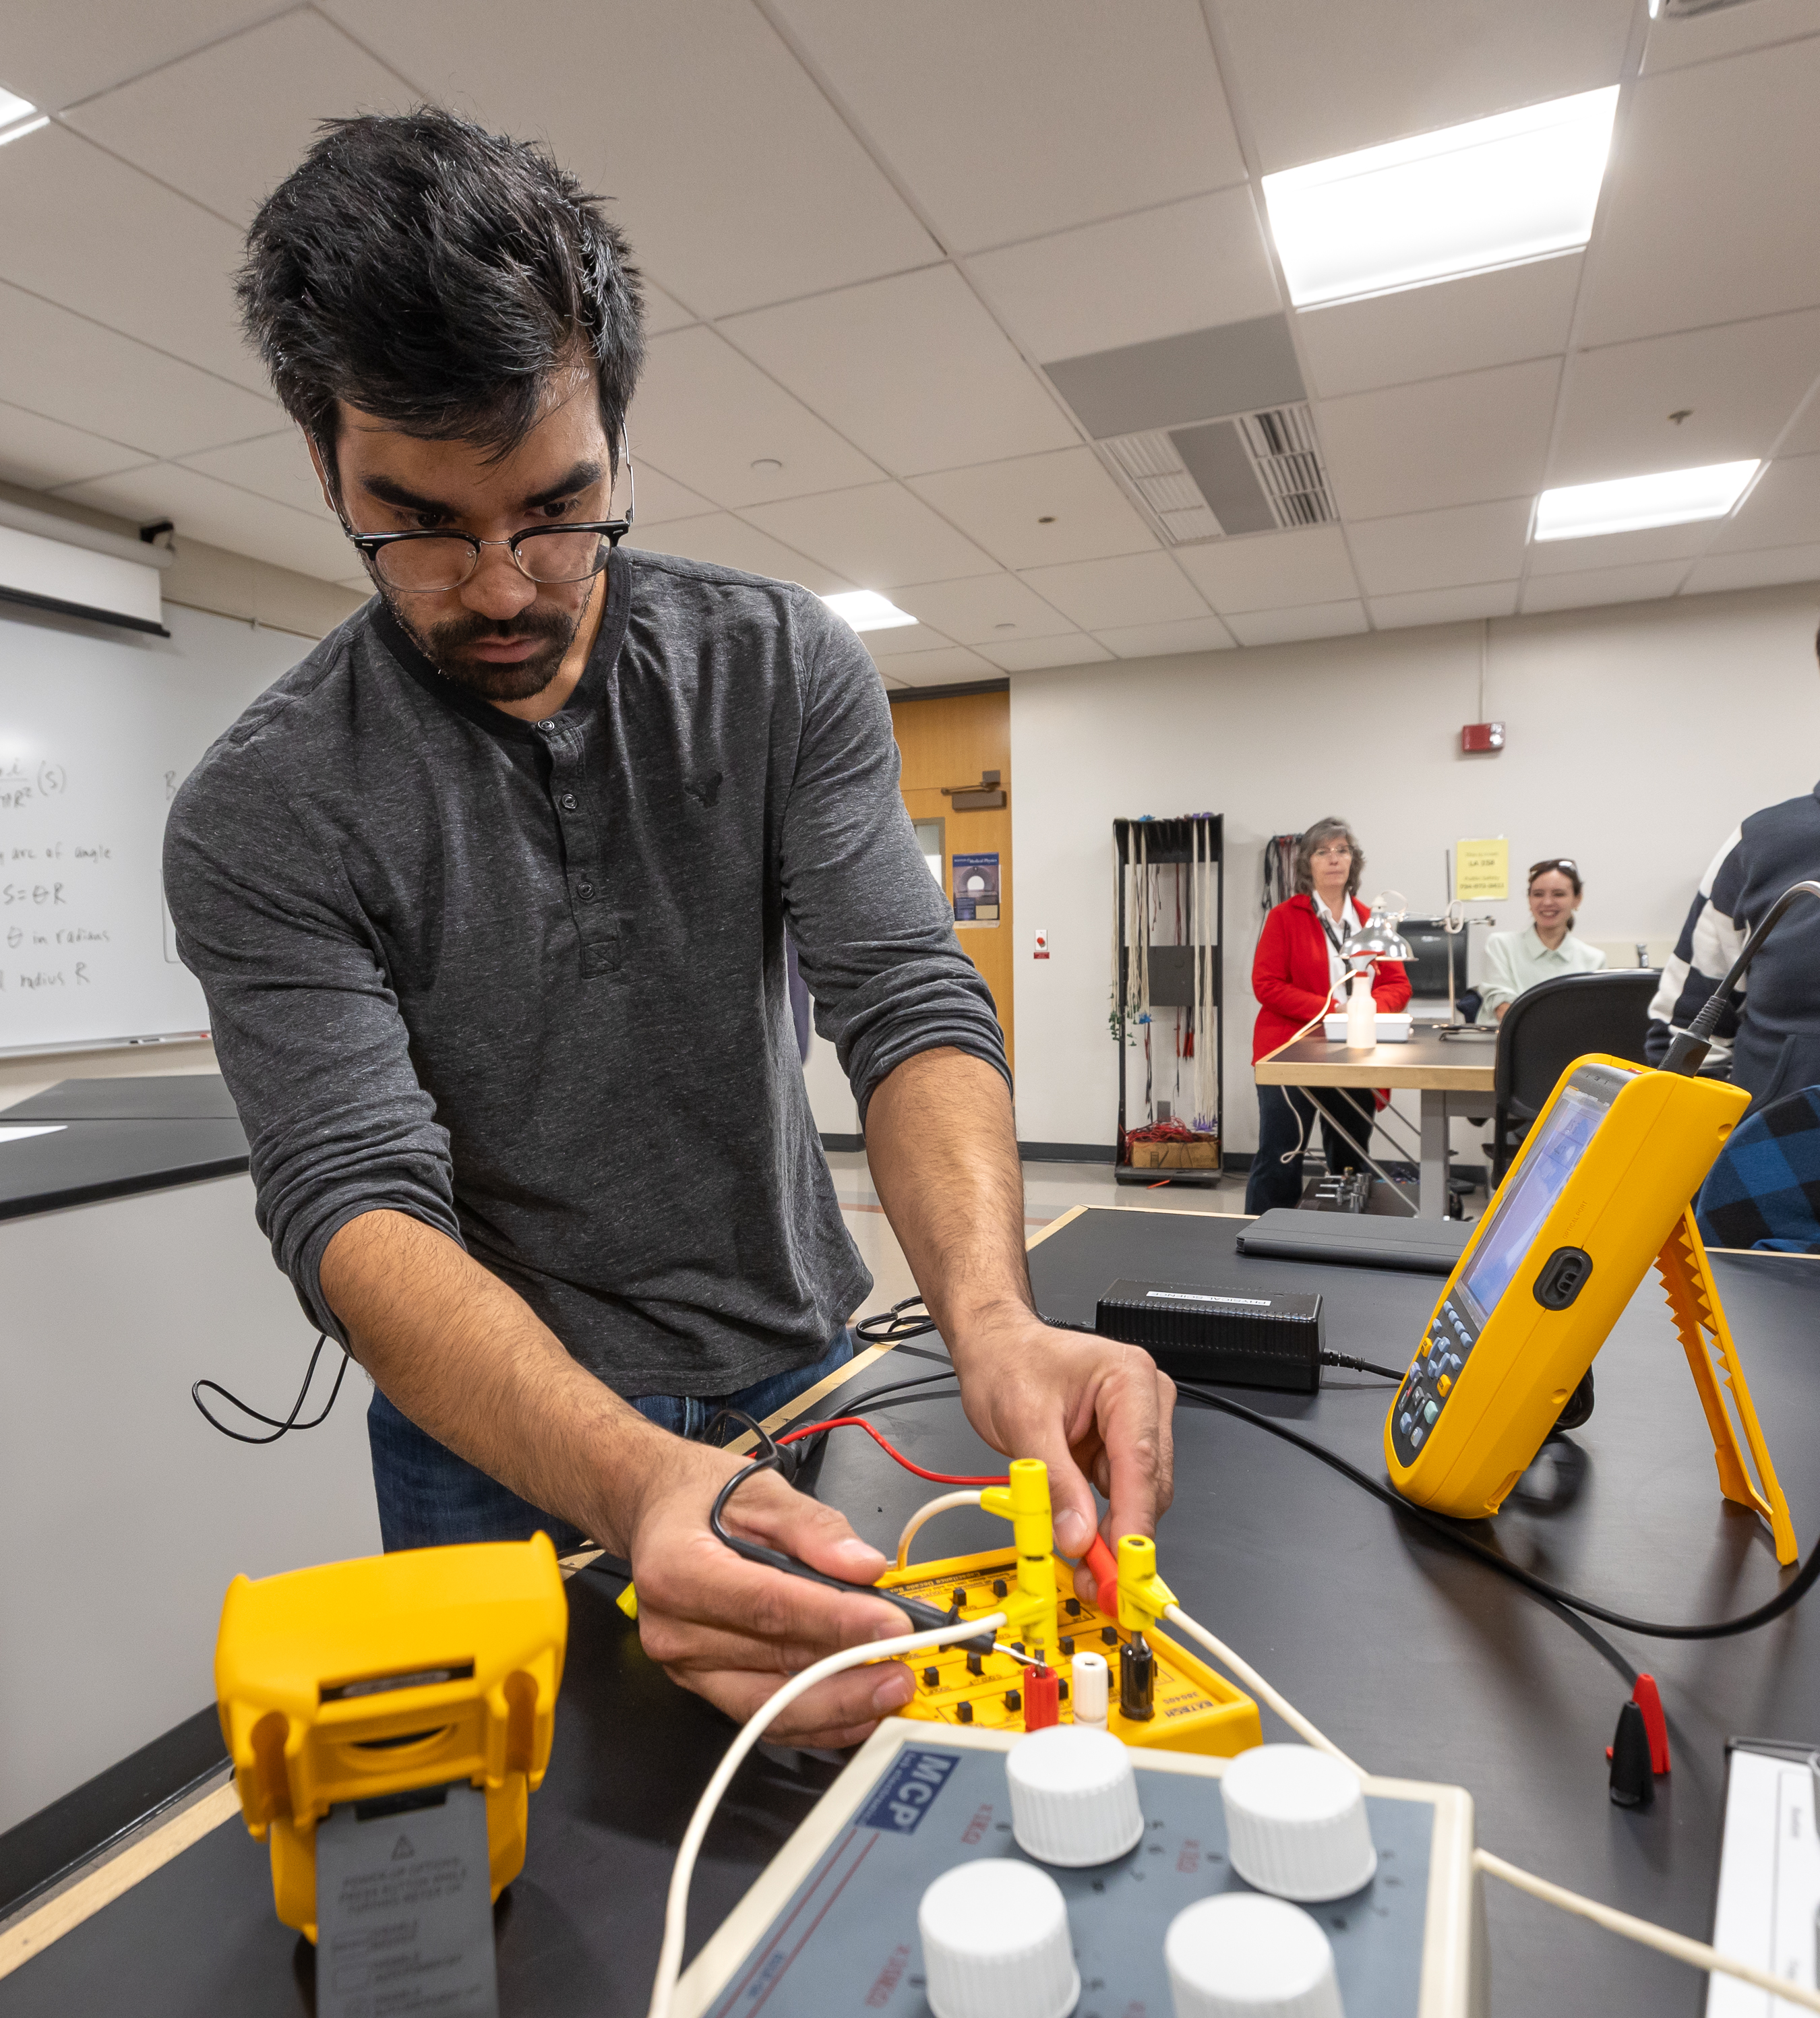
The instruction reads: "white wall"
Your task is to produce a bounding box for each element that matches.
[1011,582,1820,1153]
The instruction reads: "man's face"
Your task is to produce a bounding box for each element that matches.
[313,371,615,703]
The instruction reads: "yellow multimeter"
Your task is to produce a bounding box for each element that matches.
[215,1535,568,1942]
[1386,1055,1752,1521]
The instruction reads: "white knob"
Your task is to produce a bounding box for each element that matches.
[1071,1651,1109,1730]
[1008,1723,1144,1867]
[1165,1894,1345,2018]
[918,1859,1079,2018]
[1219,1746,1376,1902]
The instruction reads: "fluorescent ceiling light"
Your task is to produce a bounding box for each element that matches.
[1263,86,1619,307]
[822,589,916,633]
[0,86,34,126]
[1534,460,1759,541]
[0,117,48,146]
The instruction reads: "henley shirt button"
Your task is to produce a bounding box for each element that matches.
[577,880,595,899]
[560,792,578,811]
[537,719,555,733]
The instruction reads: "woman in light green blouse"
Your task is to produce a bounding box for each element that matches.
[1477,857,1606,1023]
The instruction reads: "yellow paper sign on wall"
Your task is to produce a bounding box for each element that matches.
[1456,838,1509,901]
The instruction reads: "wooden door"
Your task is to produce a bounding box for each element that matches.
[889,690,1013,1076]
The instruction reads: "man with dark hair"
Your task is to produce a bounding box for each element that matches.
[166,110,1173,1748]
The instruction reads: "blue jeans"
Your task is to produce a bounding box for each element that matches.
[367,1328,857,1552]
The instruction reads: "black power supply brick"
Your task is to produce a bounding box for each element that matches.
[1094,1279,1325,1394]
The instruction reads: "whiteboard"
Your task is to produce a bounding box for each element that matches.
[0,601,307,1054]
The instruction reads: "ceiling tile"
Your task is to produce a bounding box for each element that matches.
[1777,392,1820,459]
[1527,518,1720,576]
[0,280,280,459]
[1549,310,1820,489]
[1044,318,1304,439]
[0,399,151,491]
[892,575,1079,645]
[767,0,1244,251]
[877,644,998,685]
[977,634,1114,672]
[741,483,998,590]
[1683,544,1820,595]
[0,0,285,109]
[55,461,355,578]
[179,429,328,516]
[628,326,883,508]
[1580,38,1820,347]
[63,12,414,227]
[908,448,1157,569]
[1366,582,1519,630]
[968,190,1279,364]
[1643,0,1820,75]
[1224,599,1369,646]
[1709,452,1820,553]
[0,125,262,392]
[628,463,718,525]
[723,266,1077,478]
[320,0,939,317]
[1316,358,1561,520]
[1346,499,1532,596]
[1095,615,1238,659]
[1211,0,1635,173]
[1172,524,1358,612]
[640,282,697,334]
[1294,255,1581,400]
[626,513,850,595]
[858,620,958,659]
[1517,559,1693,615]
[1016,552,1209,631]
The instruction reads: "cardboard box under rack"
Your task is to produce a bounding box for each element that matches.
[1127,1137,1220,1168]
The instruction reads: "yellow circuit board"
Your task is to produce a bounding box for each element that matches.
[878,1546,1261,1756]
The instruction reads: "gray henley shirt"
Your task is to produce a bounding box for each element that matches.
[163,547,1009,1395]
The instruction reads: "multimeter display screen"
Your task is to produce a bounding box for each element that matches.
[1458,1084,1611,1324]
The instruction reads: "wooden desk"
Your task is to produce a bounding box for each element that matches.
[1255,1028,1497,1217]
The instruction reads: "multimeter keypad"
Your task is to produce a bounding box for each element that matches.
[1392,1299,1478,1465]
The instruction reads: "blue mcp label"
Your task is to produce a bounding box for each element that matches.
[855,1750,961,1835]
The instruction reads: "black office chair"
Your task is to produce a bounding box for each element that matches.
[1490,970,1660,1186]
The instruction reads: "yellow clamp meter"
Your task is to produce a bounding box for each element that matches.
[1386,1055,1793,1552]
[214,1534,568,1941]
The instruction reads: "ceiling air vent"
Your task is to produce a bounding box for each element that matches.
[1101,403,1336,547]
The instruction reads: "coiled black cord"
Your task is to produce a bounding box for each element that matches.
[191,1333,350,1445]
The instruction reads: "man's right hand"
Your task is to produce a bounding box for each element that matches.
[619,1436,919,1749]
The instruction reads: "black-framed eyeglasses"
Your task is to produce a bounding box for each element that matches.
[339,445,636,594]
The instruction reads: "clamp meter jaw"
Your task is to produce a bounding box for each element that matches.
[214,1534,568,1941]
[1387,1056,1750,1521]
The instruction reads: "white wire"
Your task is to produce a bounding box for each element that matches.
[646,1610,1008,2018]
[894,1490,983,1568]
[1163,1603,1363,1775]
[1476,1849,1820,2013]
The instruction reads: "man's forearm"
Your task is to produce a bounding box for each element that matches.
[861,1047,1032,1345]
[320,1207,667,1553]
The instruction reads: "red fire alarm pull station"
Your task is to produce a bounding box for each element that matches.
[1461,721,1506,754]
[1033,928,1050,960]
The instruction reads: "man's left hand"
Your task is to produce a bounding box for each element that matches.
[946,1311,1175,1606]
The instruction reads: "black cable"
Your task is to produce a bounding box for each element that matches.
[191,1333,351,1446]
[854,1294,940,1347]
[1175,1381,1819,1641]
[1320,1351,1406,1380]
[1664,879,1820,1074]
[704,1408,992,1650]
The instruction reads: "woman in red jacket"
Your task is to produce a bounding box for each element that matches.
[1245,816,1411,1214]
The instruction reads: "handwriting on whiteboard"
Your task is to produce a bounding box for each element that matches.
[0,756,114,995]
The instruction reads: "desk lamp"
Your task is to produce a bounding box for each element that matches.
[1339,894,1414,1046]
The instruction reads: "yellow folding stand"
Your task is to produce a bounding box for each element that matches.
[1656,1208,1797,1565]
